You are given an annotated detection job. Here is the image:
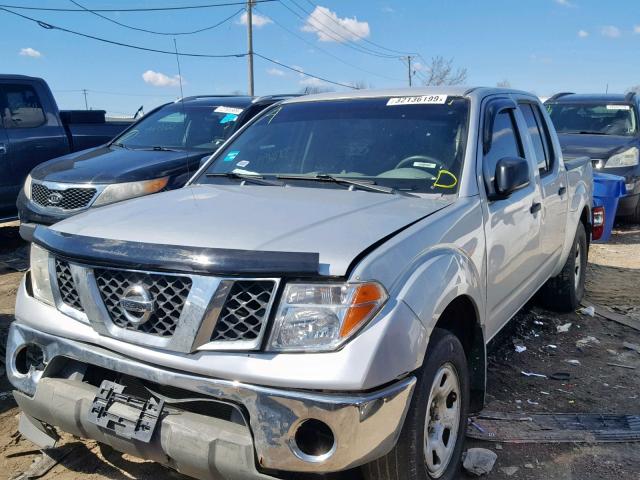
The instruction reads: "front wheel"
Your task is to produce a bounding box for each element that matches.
[362,329,469,480]
[539,222,587,312]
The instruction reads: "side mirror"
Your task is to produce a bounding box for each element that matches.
[494,156,530,198]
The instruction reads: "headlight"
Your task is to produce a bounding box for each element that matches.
[30,244,54,306]
[606,147,639,168]
[268,282,388,352]
[24,174,33,200]
[93,177,169,207]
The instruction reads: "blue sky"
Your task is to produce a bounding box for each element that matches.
[1,0,639,116]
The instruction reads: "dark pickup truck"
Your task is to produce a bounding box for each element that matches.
[0,74,131,221]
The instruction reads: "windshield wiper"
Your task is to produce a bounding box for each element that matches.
[205,172,284,186]
[150,146,182,151]
[566,131,609,135]
[111,142,130,150]
[277,173,400,195]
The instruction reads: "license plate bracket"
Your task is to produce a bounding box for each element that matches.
[87,380,164,443]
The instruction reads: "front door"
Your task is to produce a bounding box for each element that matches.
[482,100,543,339]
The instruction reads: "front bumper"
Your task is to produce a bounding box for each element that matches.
[16,189,72,228]
[6,322,416,478]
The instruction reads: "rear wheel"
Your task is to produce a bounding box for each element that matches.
[539,222,587,312]
[628,198,640,224]
[362,329,469,480]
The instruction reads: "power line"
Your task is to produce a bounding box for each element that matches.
[280,0,398,59]
[0,7,247,58]
[0,1,275,12]
[54,89,176,98]
[3,7,353,92]
[301,0,417,56]
[257,6,402,82]
[254,53,356,89]
[69,0,244,36]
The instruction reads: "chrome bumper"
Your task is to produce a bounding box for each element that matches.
[6,322,416,477]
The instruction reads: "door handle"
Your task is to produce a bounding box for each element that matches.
[0,143,6,154]
[530,202,542,214]
[558,186,567,196]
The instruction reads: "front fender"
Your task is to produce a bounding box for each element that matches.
[393,246,484,335]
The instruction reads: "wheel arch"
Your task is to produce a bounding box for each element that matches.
[394,248,487,413]
[431,295,486,413]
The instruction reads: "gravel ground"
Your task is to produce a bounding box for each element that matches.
[0,221,638,480]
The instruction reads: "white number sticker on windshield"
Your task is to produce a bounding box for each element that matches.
[387,95,448,106]
[215,106,244,115]
[606,105,630,110]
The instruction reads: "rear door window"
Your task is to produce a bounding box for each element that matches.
[1,84,46,129]
[520,103,554,174]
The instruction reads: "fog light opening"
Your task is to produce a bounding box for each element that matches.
[292,419,336,462]
[14,343,45,375]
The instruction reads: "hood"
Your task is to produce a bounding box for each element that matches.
[557,133,636,160]
[30,146,207,183]
[52,184,453,276]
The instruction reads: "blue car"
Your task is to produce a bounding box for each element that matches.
[545,92,640,222]
[18,94,294,239]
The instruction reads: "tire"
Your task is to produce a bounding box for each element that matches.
[628,199,640,224]
[362,329,469,480]
[539,222,587,312]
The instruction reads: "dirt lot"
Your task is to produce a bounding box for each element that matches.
[0,222,639,480]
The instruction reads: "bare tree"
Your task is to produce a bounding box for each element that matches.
[627,85,640,94]
[299,86,335,94]
[351,80,373,90]
[496,79,511,88]
[421,56,468,86]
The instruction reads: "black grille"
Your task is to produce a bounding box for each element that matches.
[31,183,96,210]
[94,269,192,337]
[55,259,84,312]
[211,281,276,342]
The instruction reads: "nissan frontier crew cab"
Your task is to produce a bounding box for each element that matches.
[7,88,593,480]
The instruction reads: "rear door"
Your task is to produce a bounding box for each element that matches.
[518,101,567,270]
[481,98,544,339]
[0,81,69,194]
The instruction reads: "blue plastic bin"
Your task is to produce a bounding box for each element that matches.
[592,172,626,243]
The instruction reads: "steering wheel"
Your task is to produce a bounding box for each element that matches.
[395,155,446,172]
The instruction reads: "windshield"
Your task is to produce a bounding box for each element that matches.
[113,104,244,151]
[196,97,470,194]
[547,102,638,136]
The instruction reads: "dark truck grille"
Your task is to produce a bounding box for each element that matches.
[211,280,276,342]
[55,259,84,312]
[94,269,192,337]
[31,183,96,210]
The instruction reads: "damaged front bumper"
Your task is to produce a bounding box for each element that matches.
[6,322,416,479]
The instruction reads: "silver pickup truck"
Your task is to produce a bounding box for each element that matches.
[6,87,592,480]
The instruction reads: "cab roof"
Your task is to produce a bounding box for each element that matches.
[546,92,634,104]
[279,86,536,105]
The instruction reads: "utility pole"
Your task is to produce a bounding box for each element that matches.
[82,89,89,109]
[406,55,413,87]
[247,0,255,96]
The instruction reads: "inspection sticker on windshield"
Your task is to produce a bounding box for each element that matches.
[606,105,630,110]
[223,150,240,162]
[215,106,244,115]
[387,95,447,106]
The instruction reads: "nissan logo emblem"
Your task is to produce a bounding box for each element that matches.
[119,285,155,326]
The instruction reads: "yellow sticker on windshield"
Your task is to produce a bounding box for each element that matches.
[433,169,458,189]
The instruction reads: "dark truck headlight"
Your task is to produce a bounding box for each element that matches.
[606,147,639,168]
